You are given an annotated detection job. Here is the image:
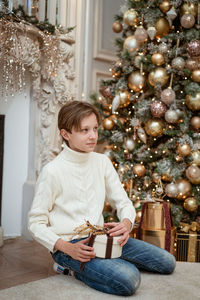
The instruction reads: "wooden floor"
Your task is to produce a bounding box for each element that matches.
[0,237,57,290]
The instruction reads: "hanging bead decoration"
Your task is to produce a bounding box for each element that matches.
[0,7,72,102]
[0,16,27,100]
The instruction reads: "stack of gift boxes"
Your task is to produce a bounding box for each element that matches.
[131,201,176,255]
[131,201,200,262]
[176,223,200,262]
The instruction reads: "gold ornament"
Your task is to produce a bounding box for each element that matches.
[145,119,165,137]
[180,3,198,17]
[175,179,192,200]
[133,164,146,177]
[112,68,121,78]
[118,117,126,125]
[112,21,123,33]
[183,197,198,212]
[128,71,146,92]
[144,176,151,188]
[175,155,184,162]
[135,210,142,223]
[159,0,171,13]
[161,173,172,182]
[155,18,170,38]
[102,117,115,130]
[133,55,143,69]
[119,90,130,107]
[109,114,118,122]
[103,202,113,212]
[177,143,191,157]
[134,200,141,209]
[124,35,140,53]
[190,116,200,130]
[186,165,200,184]
[99,97,112,111]
[151,53,165,66]
[123,9,138,26]
[152,172,161,183]
[103,145,113,159]
[148,67,169,87]
[191,70,200,83]
[185,93,200,111]
[100,86,112,98]
[190,151,200,166]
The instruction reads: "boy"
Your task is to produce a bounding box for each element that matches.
[28,101,175,296]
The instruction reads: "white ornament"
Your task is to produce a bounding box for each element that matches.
[123,138,136,151]
[147,27,156,40]
[166,7,177,21]
[112,95,120,113]
[137,127,147,143]
[165,183,178,198]
[165,109,179,123]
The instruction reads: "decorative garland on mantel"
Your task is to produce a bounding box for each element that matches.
[0,5,76,171]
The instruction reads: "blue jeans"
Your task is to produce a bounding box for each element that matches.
[52,237,176,296]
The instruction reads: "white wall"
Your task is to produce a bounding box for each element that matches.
[0,89,30,237]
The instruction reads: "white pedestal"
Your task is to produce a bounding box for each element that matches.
[0,226,3,247]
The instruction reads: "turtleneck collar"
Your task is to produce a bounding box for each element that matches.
[60,142,91,163]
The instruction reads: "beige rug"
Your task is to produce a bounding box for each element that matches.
[0,262,199,300]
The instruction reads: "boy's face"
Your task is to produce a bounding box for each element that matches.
[61,113,98,153]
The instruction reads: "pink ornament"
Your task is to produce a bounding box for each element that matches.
[134,27,148,43]
[150,100,167,118]
[161,88,176,106]
[185,58,199,71]
[187,40,200,57]
[181,14,195,29]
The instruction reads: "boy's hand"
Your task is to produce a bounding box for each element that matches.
[54,237,96,262]
[104,218,132,247]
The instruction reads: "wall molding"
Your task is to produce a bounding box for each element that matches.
[93,0,117,63]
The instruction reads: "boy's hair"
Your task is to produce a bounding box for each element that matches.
[58,101,101,133]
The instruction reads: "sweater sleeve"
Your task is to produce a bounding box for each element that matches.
[28,165,61,252]
[104,155,136,227]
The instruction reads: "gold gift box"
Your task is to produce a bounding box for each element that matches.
[176,231,200,262]
[140,227,176,255]
[142,202,170,230]
[131,226,176,255]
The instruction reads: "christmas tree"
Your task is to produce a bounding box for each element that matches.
[92,0,200,228]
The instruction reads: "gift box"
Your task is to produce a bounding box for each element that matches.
[93,234,122,258]
[137,201,173,253]
[141,202,170,230]
[139,227,176,255]
[176,231,200,262]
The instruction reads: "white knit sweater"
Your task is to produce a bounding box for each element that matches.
[28,144,136,252]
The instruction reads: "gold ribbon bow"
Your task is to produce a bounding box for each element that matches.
[179,222,200,233]
[70,220,108,240]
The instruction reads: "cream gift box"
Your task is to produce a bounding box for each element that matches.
[93,234,122,258]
